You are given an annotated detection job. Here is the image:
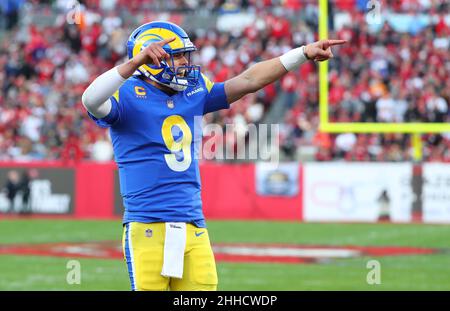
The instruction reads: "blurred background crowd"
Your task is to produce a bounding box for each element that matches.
[0,0,449,163]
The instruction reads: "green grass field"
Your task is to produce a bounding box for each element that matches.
[0,219,449,290]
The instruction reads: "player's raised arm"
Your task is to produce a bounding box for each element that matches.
[224,39,346,104]
[81,37,175,118]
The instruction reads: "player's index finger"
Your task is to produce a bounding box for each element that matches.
[158,37,176,46]
[327,39,347,46]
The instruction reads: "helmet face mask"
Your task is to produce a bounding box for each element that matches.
[158,51,201,91]
[127,21,201,92]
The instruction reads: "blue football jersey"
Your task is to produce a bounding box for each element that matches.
[88,73,229,227]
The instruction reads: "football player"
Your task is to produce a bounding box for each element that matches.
[82,21,345,291]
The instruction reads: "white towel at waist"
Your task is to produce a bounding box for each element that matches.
[161,222,187,279]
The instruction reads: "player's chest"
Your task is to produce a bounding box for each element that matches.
[125,95,203,135]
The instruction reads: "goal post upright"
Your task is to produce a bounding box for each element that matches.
[317,0,450,161]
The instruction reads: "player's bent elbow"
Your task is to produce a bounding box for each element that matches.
[81,89,91,111]
[81,88,111,118]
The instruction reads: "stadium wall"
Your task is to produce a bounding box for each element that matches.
[0,162,449,223]
[0,161,303,221]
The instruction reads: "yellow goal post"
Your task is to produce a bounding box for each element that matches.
[317,0,450,160]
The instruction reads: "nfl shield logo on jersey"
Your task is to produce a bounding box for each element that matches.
[167,99,174,109]
[145,229,153,238]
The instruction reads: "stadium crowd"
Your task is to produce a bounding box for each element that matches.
[0,0,449,162]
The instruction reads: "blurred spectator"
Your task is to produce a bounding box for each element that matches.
[19,170,31,214]
[91,133,114,161]
[376,92,396,123]
[335,133,357,158]
[3,170,20,213]
[0,0,25,30]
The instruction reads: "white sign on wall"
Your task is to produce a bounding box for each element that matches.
[303,163,413,222]
[422,163,450,224]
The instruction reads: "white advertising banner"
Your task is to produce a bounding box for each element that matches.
[304,163,413,222]
[423,163,450,224]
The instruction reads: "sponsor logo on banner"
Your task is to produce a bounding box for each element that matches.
[256,162,299,196]
[0,168,74,214]
[422,163,450,224]
[303,163,413,222]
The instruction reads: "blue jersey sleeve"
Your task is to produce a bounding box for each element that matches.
[201,74,230,114]
[87,91,122,128]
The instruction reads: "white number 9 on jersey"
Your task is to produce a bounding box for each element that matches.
[161,115,192,172]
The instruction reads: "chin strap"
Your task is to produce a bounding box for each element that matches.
[169,78,188,92]
[149,75,188,92]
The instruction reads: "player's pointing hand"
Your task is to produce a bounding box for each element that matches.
[132,37,176,68]
[304,39,347,62]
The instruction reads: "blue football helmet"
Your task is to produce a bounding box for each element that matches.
[127,21,200,91]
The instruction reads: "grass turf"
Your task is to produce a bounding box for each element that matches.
[0,219,449,290]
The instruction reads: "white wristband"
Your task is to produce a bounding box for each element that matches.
[279,46,309,71]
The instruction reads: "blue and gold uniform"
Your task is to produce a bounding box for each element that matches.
[90,74,227,227]
[88,22,229,291]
